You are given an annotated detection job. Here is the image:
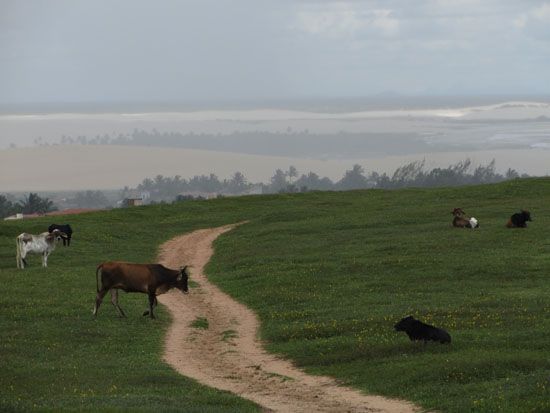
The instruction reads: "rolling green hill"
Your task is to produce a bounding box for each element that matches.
[1,178,549,412]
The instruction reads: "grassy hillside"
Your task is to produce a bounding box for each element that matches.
[0,202,262,411]
[1,178,549,412]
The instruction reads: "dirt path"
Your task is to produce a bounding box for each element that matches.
[157,224,419,413]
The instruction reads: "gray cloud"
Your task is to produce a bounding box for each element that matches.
[1,0,549,105]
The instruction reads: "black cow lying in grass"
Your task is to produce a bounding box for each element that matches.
[506,210,531,228]
[394,316,451,344]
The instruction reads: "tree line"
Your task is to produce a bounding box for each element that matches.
[1,159,529,217]
[133,159,527,203]
[0,191,111,219]
[41,128,427,158]
[0,193,57,218]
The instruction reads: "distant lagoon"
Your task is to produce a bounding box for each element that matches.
[1,98,550,191]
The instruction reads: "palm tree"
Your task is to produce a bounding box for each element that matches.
[287,166,298,184]
[229,172,247,193]
[0,194,17,218]
[337,164,367,190]
[18,193,55,214]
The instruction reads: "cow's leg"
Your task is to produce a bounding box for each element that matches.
[142,296,158,316]
[147,293,156,319]
[42,252,49,267]
[110,289,126,317]
[20,250,27,269]
[67,237,71,246]
[93,288,108,316]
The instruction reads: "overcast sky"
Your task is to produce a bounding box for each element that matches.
[1,0,549,105]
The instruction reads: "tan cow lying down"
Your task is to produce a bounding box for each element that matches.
[93,261,189,319]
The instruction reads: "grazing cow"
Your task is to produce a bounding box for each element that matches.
[506,210,531,228]
[93,262,189,319]
[452,208,479,228]
[16,229,67,269]
[394,316,451,344]
[48,224,73,246]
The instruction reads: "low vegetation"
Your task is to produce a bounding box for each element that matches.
[1,178,549,412]
[191,317,209,330]
[1,158,526,218]
[134,158,525,201]
[0,192,57,218]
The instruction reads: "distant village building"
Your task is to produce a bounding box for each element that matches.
[4,213,24,221]
[123,198,143,207]
[3,209,101,221]
[176,192,218,200]
[241,184,264,195]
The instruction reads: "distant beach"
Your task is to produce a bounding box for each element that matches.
[1,99,549,191]
[0,145,547,191]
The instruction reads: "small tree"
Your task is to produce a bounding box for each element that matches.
[0,194,18,218]
[18,193,56,214]
[228,171,247,193]
[287,166,298,184]
[337,164,368,190]
[505,168,520,180]
[390,160,425,188]
[269,169,288,192]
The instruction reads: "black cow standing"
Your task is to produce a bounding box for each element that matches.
[394,316,451,344]
[48,224,73,246]
[506,210,531,228]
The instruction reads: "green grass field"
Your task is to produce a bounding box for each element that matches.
[1,178,549,412]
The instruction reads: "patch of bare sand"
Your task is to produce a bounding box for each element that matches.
[2,145,549,192]
[157,224,419,412]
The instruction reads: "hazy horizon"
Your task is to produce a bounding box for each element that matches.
[2,1,550,193]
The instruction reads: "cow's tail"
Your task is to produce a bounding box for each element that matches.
[15,236,21,269]
[96,264,103,292]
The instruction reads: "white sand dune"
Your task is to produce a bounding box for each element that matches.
[0,145,548,191]
[1,101,549,123]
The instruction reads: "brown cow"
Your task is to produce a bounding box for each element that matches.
[93,262,189,319]
[451,208,479,228]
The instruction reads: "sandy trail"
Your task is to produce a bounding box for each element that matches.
[157,224,418,413]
